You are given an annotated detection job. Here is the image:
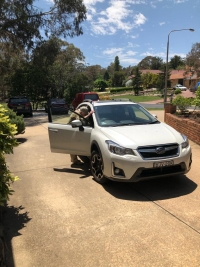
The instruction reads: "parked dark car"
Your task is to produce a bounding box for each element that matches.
[45,98,68,115]
[7,96,33,116]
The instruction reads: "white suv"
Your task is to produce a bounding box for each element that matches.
[48,99,192,184]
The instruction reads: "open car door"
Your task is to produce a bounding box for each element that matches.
[47,104,92,156]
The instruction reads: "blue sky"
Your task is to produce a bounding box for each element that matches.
[39,0,199,68]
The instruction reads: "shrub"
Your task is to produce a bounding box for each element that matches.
[110,87,133,94]
[192,87,200,109]
[3,105,25,135]
[172,95,192,113]
[99,95,111,100]
[0,105,19,205]
[174,88,182,94]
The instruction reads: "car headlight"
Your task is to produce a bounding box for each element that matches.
[181,134,189,148]
[105,140,135,156]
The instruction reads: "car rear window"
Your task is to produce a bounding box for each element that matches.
[51,99,65,104]
[10,98,29,103]
[84,94,99,101]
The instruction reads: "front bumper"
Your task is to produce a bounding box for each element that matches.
[103,149,192,183]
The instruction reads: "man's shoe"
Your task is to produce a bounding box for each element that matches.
[71,160,84,166]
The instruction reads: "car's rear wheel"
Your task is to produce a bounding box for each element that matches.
[90,150,108,184]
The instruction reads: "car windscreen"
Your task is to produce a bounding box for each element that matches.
[94,104,159,127]
[51,99,65,104]
[10,98,29,103]
[84,94,99,101]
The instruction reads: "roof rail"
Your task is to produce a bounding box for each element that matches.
[82,99,93,103]
[111,98,133,102]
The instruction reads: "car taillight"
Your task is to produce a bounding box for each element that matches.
[25,103,31,106]
[64,104,68,108]
[8,103,13,107]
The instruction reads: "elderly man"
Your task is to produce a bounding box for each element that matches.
[68,106,94,165]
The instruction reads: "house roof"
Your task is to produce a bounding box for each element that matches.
[127,69,199,81]
[169,70,197,80]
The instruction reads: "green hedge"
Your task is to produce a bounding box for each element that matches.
[110,87,133,94]
[2,105,25,135]
[0,104,19,205]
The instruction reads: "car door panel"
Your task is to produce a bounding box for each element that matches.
[48,123,92,155]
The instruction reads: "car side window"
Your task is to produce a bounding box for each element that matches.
[50,113,70,124]
[79,104,94,128]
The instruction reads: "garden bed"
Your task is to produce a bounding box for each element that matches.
[165,111,200,145]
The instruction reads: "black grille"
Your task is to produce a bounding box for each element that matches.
[137,143,179,160]
[139,164,184,178]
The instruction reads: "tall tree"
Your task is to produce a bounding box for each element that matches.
[114,56,120,71]
[112,71,124,87]
[186,43,200,76]
[169,55,185,69]
[83,65,105,85]
[132,67,142,95]
[103,70,110,81]
[10,38,86,106]
[0,0,87,48]
[138,56,163,70]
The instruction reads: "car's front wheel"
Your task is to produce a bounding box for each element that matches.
[90,150,108,184]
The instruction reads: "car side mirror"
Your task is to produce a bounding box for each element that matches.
[71,120,83,128]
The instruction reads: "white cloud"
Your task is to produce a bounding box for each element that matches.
[126,50,138,56]
[103,47,124,55]
[89,1,147,35]
[83,0,105,20]
[174,0,188,3]
[159,22,165,26]
[121,58,140,64]
[140,51,166,58]
[131,34,139,39]
[103,46,139,65]
[134,13,147,26]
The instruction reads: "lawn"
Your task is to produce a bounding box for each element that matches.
[111,94,163,103]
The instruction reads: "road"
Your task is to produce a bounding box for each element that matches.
[3,110,200,267]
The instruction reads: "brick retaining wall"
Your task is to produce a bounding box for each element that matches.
[165,113,200,145]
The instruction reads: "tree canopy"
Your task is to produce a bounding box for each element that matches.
[0,0,87,48]
[138,56,163,70]
[186,42,200,76]
[169,55,185,70]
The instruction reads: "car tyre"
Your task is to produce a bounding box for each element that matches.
[90,150,108,184]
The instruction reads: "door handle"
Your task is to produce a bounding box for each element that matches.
[49,129,58,132]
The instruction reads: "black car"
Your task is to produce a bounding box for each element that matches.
[7,96,33,116]
[45,98,68,115]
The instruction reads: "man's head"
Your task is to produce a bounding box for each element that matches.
[79,106,88,116]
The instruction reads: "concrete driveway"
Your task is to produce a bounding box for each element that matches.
[4,111,200,267]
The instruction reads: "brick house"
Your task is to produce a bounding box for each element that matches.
[126,69,200,89]
[169,69,199,89]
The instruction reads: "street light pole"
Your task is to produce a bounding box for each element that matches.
[164,28,194,103]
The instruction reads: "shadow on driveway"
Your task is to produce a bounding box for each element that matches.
[3,205,32,267]
[16,138,27,144]
[54,165,91,179]
[101,175,197,201]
